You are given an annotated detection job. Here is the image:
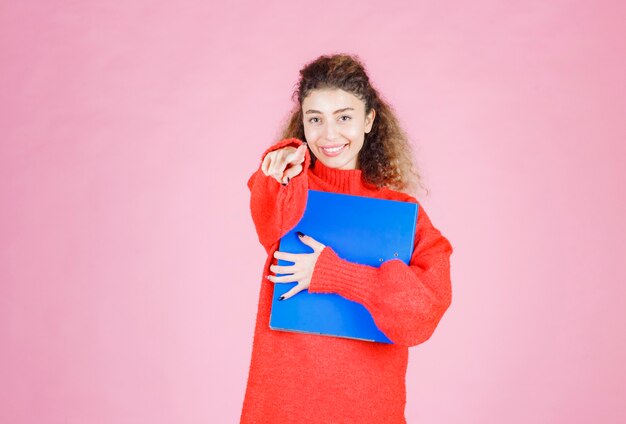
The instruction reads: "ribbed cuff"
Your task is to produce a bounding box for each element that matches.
[308,246,379,308]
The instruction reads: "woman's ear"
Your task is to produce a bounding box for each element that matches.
[365,109,376,133]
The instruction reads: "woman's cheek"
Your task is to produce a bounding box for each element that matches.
[345,125,362,139]
[305,130,322,147]
[308,127,321,139]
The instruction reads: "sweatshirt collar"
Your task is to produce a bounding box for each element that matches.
[310,158,376,193]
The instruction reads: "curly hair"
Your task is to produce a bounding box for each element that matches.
[276,53,428,197]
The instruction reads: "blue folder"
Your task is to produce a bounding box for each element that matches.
[269,189,418,343]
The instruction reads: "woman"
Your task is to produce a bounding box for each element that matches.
[241,53,453,423]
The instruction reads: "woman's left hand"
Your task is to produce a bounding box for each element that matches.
[267,232,326,300]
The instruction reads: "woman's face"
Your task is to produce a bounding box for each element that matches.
[302,88,376,170]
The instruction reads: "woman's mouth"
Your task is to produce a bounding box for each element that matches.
[320,144,347,157]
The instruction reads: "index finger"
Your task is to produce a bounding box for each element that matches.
[273,250,301,262]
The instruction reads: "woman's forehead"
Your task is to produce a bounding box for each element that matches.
[302,88,364,112]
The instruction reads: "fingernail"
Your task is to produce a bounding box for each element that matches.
[296,231,305,238]
[279,296,285,301]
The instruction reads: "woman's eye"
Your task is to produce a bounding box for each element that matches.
[309,117,320,123]
[340,115,352,121]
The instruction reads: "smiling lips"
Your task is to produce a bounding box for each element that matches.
[320,143,347,157]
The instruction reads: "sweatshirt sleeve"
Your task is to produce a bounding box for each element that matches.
[247,137,311,254]
[307,203,453,347]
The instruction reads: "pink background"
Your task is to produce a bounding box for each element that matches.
[1,1,625,423]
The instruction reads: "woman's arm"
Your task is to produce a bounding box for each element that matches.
[247,138,311,254]
[307,204,453,347]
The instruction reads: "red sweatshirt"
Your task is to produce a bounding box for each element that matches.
[240,137,453,423]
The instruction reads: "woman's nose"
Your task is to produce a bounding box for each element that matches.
[323,122,338,140]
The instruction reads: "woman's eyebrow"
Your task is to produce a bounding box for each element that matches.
[304,107,355,115]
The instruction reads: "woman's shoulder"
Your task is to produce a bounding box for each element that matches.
[376,186,420,205]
